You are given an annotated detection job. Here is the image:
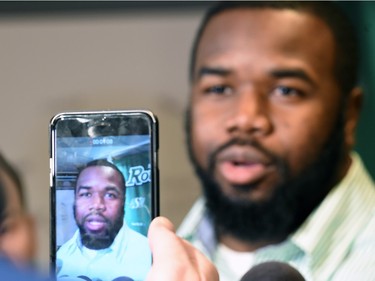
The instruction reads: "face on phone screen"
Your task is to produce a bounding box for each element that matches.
[50,111,158,281]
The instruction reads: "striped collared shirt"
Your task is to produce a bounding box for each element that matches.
[178,152,375,281]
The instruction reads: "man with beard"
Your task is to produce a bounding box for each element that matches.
[178,1,375,281]
[57,159,151,281]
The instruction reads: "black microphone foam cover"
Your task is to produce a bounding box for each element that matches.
[240,261,306,281]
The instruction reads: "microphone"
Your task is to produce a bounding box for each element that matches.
[240,261,306,281]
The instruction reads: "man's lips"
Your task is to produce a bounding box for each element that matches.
[84,215,108,232]
[215,146,273,186]
[218,161,268,185]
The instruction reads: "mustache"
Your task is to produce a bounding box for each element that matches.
[208,138,281,173]
[82,212,111,225]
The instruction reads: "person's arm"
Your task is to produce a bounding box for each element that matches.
[146,216,219,281]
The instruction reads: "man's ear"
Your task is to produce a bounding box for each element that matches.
[344,86,363,150]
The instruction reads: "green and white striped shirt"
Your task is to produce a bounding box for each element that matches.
[178,152,375,281]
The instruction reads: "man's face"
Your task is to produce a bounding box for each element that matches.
[189,9,355,242]
[74,165,125,250]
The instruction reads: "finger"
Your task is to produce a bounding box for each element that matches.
[181,239,219,281]
[146,216,199,281]
[148,216,175,233]
[147,216,186,263]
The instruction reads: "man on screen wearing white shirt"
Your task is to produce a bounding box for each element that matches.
[57,159,151,281]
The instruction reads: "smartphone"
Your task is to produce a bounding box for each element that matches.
[49,110,159,281]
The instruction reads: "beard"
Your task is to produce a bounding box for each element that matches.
[186,109,346,244]
[74,206,124,250]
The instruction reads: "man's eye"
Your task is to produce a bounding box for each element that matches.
[79,192,91,198]
[105,193,118,199]
[274,86,302,97]
[204,85,232,95]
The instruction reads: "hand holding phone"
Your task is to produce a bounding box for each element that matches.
[50,110,159,281]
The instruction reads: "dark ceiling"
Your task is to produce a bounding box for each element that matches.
[0,1,215,18]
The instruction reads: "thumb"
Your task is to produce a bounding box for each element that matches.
[147,216,179,259]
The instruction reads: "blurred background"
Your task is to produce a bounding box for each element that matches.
[0,1,374,272]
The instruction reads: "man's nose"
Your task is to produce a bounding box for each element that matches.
[225,89,273,137]
[90,194,106,211]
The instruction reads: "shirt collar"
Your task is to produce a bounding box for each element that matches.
[291,152,375,275]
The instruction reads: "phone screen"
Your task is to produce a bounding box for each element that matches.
[50,111,158,281]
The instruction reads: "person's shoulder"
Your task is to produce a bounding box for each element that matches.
[331,210,375,280]
[128,227,149,242]
[114,225,151,264]
[356,208,375,242]
[122,226,151,255]
[0,257,50,281]
[56,234,79,257]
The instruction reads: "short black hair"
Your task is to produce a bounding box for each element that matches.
[76,159,126,195]
[189,1,359,97]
